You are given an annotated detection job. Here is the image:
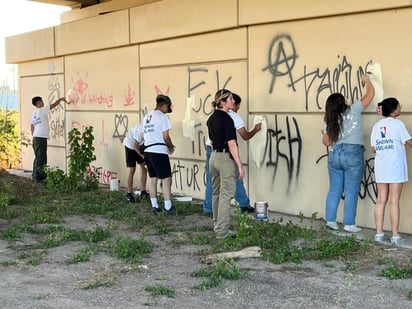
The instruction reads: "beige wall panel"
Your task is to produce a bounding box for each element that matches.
[55,10,129,55]
[19,75,67,150]
[140,62,248,164]
[6,28,55,63]
[66,111,142,187]
[65,46,140,112]
[61,0,160,23]
[130,0,237,43]
[249,113,325,219]
[19,58,64,77]
[47,147,67,172]
[20,145,34,173]
[239,0,412,25]
[140,28,247,67]
[248,8,412,113]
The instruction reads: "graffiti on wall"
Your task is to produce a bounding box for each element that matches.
[48,74,66,141]
[264,115,302,189]
[316,150,377,203]
[113,114,128,143]
[263,33,371,111]
[171,159,202,192]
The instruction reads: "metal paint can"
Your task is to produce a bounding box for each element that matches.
[254,201,268,220]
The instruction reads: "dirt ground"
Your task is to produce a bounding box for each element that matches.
[1,170,412,309]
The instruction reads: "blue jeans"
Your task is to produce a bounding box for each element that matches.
[203,145,213,213]
[326,143,364,225]
[203,145,251,213]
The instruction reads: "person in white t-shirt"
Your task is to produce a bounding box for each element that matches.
[123,124,149,203]
[31,96,69,182]
[142,95,176,215]
[370,97,412,245]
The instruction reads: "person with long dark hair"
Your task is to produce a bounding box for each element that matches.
[371,97,412,245]
[322,74,374,232]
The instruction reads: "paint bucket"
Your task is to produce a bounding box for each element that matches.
[254,201,268,220]
[110,178,120,191]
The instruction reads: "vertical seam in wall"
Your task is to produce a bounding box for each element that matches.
[138,43,142,123]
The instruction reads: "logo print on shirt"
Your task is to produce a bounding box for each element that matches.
[380,126,387,138]
[145,115,152,124]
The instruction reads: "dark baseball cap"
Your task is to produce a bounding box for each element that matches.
[156,94,172,113]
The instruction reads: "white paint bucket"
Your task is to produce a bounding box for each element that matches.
[254,201,268,220]
[110,178,120,191]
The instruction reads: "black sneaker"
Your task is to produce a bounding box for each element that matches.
[152,207,162,214]
[140,190,150,199]
[240,206,255,214]
[164,206,177,216]
[126,193,135,203]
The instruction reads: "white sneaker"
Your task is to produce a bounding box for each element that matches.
[343,225,362,233]
[374,233,385,242]
[391,235,404,246]
[326,221,339,230]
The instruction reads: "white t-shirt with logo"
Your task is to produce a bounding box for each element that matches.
[123,124,144,150]
[142,110,171,154]
[31,105,51,138]
[371,117,411,183]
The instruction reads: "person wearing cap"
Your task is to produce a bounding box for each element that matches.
[30,96,69,182]
[142,94,176,215]
[123,123,149,203]
[371,97,412,246]
[203,93,261,214]
[207,89,245,239]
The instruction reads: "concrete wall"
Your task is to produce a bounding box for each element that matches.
[6,0,412,233]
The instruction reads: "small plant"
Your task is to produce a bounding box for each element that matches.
[67,126,96,182]
[0,183,18,208]
[29,205,61,224]
[314,235,361,259]
[109,236,153,264]
[192,258,247,290]
[46,126,100,192]
[66,245,97,264]
[144,285,176,299]
[0,192,12,209]
[380,260,412,279]
[0,225,20,242]
[408,291,412,300]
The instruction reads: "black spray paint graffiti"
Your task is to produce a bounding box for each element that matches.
[187,66,232,116]
[171,160,201,192]
[186,66,234,157]
[48,74,65,140]
[50,116,65,139]
[113,114,128,143]
[264,115,302,190]
[316,153,377,203]
[48,75,63,114]
[263,33,371,111]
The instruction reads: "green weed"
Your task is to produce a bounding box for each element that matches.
[380,260,412,279]
[66,245,97,264]
[192,258,247,290]
[0,225,20,242]
[109,236,153,264]
[144,285,176,298]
